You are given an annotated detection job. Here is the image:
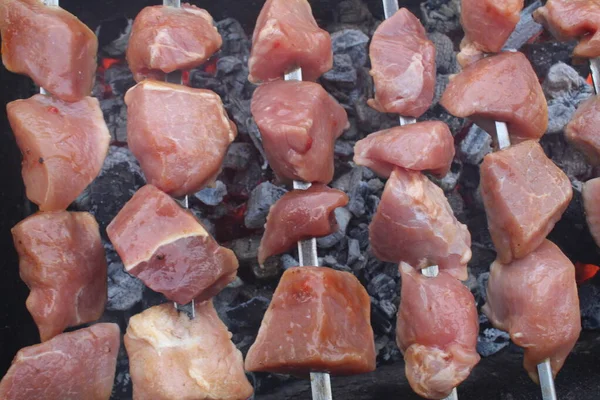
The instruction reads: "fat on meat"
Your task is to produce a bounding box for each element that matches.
[258,185,348,265]
[107,185,239,305]
[369,168,472,281]
[0,323,120,400]
[248,0,332,82]
[480,140,572,264]
[245,267,376,376]
[12,212,107,342]
[565,95,600,166]
[368,8,436,118]
[126,4,222,82]
[583,177,600,248]
[0,0,97,102]
[397,263,480,399]
[125,80,237,197]
[7,94,110,211]
[440,52,548,143]
[534,0,600,59]
[125,302,253,400]
[353,121,455,178]
[458,0,524,66]
[251,80,348,184]
[483,240,581,382]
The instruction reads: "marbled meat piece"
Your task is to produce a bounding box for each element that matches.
[534,0,600,59]
[353,121,455,178]
[7,94,110,211]
[251,80,348,184]
[483,240,581,382]
[565,95,600,166]
[440,52,548,143]
[397,263,480,399]
[458,0,524,66]
[125,302,253,400]
[480,140,572,264]
[0,0,97,102]
[12,212,107,342]
[370,168,471,281]
[107,185,238,305]
[126,4,222,82]
[248,0,332,82]
[0,323,120,400]
[583,177,600,248]
[246,267,376,376]
[368,8,436,118]
[125,80,237,197]
[258,184,348,264]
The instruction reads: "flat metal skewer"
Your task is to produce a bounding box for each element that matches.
[590,58,600,95]
[162,0,195,320]
[284,67,333,400]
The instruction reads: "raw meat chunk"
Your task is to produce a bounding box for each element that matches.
[565,95,600,166]
[583,177,600,248]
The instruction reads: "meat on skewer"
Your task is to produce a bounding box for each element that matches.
[6,94,110,211]
[258,185,348,265]
[397,263,480,400]
[248,0,332,83]
[368,8,436,118]
[251,80,348,184]
[245,267,376,376]
[0,0,98,102]
[0,323,120,400]
[533,0,600,59]
[125,80,237,197]
[565,95,600,166]
[353,121,455,179]
[107,185,239,305]
[125,302,253,400]
[126,4,222,82]
[458,0,524,67]
[11,211,107,342]
[483,240,582,381]
[583,177,600,248]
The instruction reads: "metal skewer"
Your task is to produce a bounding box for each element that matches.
[284,67,333,400]
[590,58,600,95]
[382,1,456,398]
[162,0,195,320]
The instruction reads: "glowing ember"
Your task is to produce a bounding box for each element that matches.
[575,262,600,285]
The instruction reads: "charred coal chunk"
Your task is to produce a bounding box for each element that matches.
[420,0,461,34]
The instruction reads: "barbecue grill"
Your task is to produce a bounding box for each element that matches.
[2,0,600,399]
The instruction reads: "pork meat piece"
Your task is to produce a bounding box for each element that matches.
[353,121,455,178]
[565,95,600,166]
[251,80,348,184]
[397,263,480,399]
[248,0,332,82]
[483,240,581,382]
[258,185,348,264]
[480,140,572,264]
[370,168,472,281]
[12,211,107,342]
[440,52,548,143]
[534,0,600,59]
[126,5,222,82]
[0,323,120,400]
[125,80,237,197]
[7,94,110,211]
[125,302,253,400]
[246,267,376,376]
[107,185,238,304]
[368,8,436,118]
[583,177,600,248]
[458,0,524,67]
[0,0,97,102]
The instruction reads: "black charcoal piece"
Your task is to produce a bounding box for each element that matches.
[244,182,287,229]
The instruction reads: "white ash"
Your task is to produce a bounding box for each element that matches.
[104,242,144,312]
[420,0,461,34]
[195,180,227,206]
[460,124,493,165]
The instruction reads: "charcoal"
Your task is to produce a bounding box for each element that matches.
[430,160,462,192]
[244,182,287,229]
[246,119,268,165]
[223,142,256,171]
[347,238,362,265]
[332,166,363,193]
[189,70,225,97]
[229,235,281,279]
[225,296,270,330]
[459,124,492,165]
[579,277,600,330]
[378,336,403,363]
[104,64,135,97]
[475,272,490,305]
[523,41,589,79]
[367,178,384,194]
[349,223,371,250]
[141,287,169,310]
[194,180,227,206]
[332,0,374,29]
[104,242,144,311]
[96,17,132,58]
[477,326,511,357]
[368,273,397,302]
[317,207,353,248]
[280,254,299,270]
[216,18,251,58]
[420,0,461,34]
[341,119,361,140]
[377,299,397,320]
[348,181,369,217]
[100,97,128,143]
[447,189,467,222]
[323,54,357,86]
[503,1,543,51]
[422,105,467,137]
[229,160,264,198]
[112,344,133,398]
[354,98,397,134]
[371,302,394,335]
[334,139,355,157]
[331,29,370,67]
[433,74,451,106]
[429,32,458,74]
[541,134,594,181]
